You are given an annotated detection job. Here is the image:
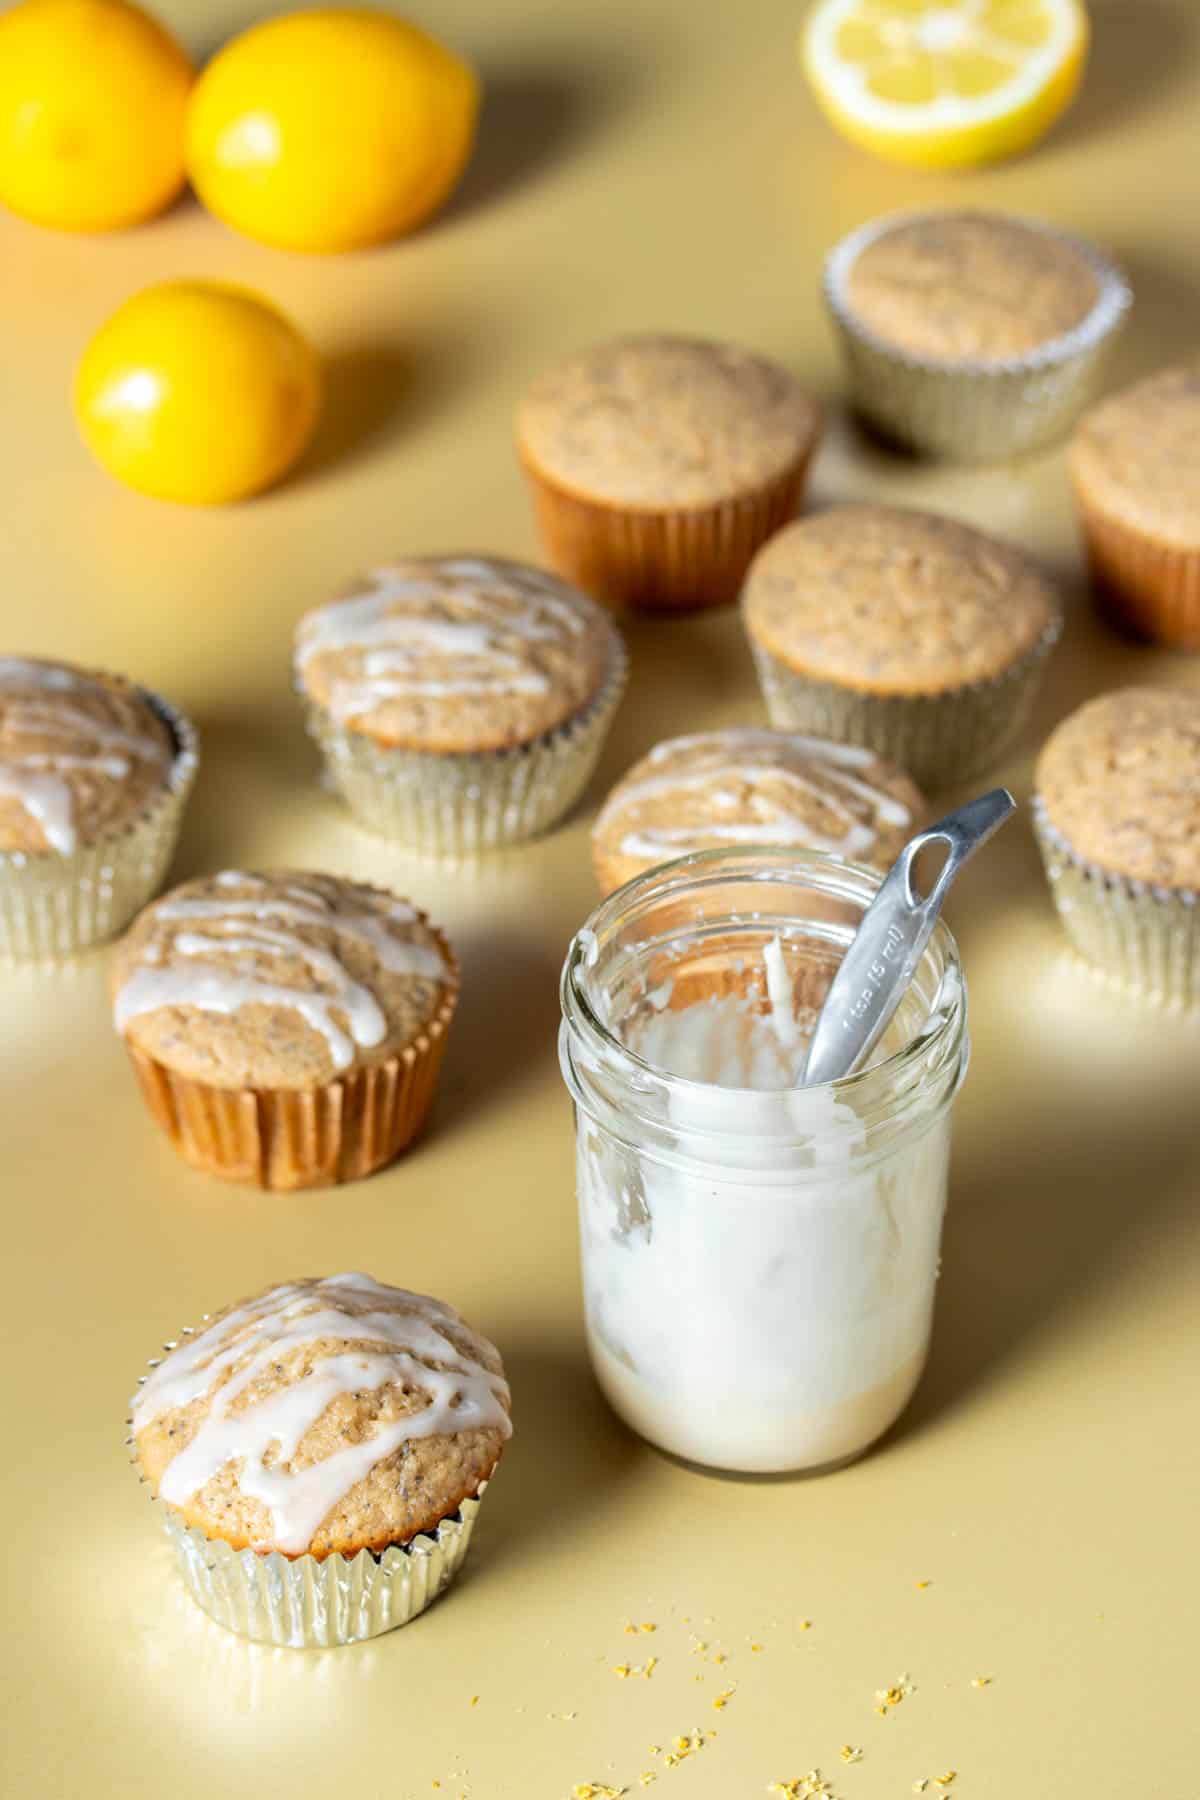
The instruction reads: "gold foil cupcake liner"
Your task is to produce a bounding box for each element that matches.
[746,615,1061,791]
[158,1491,484,1647]
[1073,482,1200,648]
[824,214,1131,462]
[519,450,816,613]
[303,634,628,854]
[0,683,197,963]
[1032,796,1200,1007]
[121,922,459,1188]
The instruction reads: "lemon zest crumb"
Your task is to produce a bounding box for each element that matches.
[874,1674,915,1715]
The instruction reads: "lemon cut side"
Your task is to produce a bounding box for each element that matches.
[802,0,1090,169]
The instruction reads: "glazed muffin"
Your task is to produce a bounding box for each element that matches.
[1070,360,1200,646]
[825,211,1130,460]
[742,506,1061,788]
[129,1272,512,1645]
[516,334,821,611]
[592,727,924,895]
[1033,687,1200,1004]
[0,656,196,960]
[295,555,626,852]
[112,870,458,1188]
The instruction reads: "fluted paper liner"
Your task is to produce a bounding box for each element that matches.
[1033,795,1200,1007]
[1073,480,1200,648]
[0,683,197,962]
[520,451,816,613]
[303,636,627,854]
[121,925,459,1189]
[824,215,1131,462]
[747,615,1061,791]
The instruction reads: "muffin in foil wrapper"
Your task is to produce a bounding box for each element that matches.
[159,1490,485,1648]
[0,684,198,963]
[746,615,1061,792]
[1033,795,1200,1008]
[302,636,628,854]
[824,215,1131,463]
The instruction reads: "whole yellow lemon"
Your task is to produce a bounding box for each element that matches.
[0,0,193,232]
[186,8,480,253]
[75,280,322,505]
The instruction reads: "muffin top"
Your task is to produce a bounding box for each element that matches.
[130,1272,512,1556]
[0,657,175,856]
[296,556,617,753]
[1070,360,1200,549]
[112,870,456,1089]
[1036,687,1200,889]
[516,334,820,509]
[838,212,1103,364]
[742,506,1059,696]
[592,728,923,893]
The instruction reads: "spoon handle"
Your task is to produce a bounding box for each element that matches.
[800,787,1016,1088]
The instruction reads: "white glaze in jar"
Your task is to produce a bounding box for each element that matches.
[559,848,969,1474]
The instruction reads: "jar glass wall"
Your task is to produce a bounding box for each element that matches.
[559,848,969,1475]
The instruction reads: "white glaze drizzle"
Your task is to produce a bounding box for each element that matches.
[597,730,913,864]
[0,660,168,854]
[112,873,447,1073]
[132,1273,511,1554]
[762,934,801,1052]
[296,558,589,725]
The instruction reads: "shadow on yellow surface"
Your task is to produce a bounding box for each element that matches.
[450,53,651,224]
[1054,0,1195,151]
[901,1059,1200,1445]
[475,1335,643,1575]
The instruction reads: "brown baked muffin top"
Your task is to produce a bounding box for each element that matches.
[112,870,455,1090]
[1070,360,1200,549]
[1036,687,1200,889]
[296,556,617,754]
[841,212,1101,364]
[130,1272,512,1556]
[516,334,820,510]
[0,657,175,856]
[592,728,924,894]
[742,506,1059,696]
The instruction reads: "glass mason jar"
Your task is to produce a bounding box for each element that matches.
[558,848,970,1475]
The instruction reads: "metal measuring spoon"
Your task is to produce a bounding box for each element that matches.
[801,787,1016,1087]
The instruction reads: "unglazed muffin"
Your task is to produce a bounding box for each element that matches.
[825,211,1130,460]
[516,334,821,611]
[111,870,458,1188]
[129,1272,511,1645]
[296,555,626,852]
[1033,687,1200,1004]
[0,656,196,960]
[742,506,1061,788]
[1070,360,1200,646]
[591,727,924,895]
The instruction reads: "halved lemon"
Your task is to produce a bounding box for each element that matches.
[801,0,1090,170]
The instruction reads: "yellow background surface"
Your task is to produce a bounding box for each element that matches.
[2,1,1198,1794]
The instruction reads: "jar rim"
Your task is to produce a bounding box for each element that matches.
[560,845,968,1138]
